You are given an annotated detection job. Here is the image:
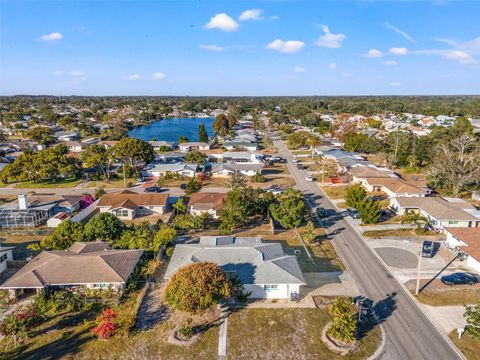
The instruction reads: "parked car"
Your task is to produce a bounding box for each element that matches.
[316,207,328,218]
[144,186,163,193]
[421,241,435,258]
[180,183,187,190]
[441,272,480,286]
[267,187,283,195]
[296,163,305,170]
[305,175,314,182]
[292,157,299,163]
[330,176,344,184]
[347,207,360,219]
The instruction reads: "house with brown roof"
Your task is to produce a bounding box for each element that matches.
[350,166,397,183]
[97,190,169,220]
[362,178,430,198]
[391,196,480,230]
[445,227,480,273]
[0,242,143,299]
[187,192,227,219]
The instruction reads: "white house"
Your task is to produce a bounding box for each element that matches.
[223,141,258,152]
[165,236,305,299]
[210,163,263,177]
[178,142,210,152]
[390,197,480,230]
[142,162,198,178]
[445,227,480,273]
[362,178,430,198]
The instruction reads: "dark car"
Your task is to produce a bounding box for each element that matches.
[421,240,435,258]
[296,163,305,170]
[347,207,360,219]
[441,272,480,286]
[180,183,187,190]
[144,186,162,193]
[316,207,328,218]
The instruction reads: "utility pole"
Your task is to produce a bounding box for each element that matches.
[415,244,423,295]
[123,162,127,189]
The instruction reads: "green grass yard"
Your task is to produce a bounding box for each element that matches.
[15,177,84,189]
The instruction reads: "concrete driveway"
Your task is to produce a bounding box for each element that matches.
[303,271,360,297]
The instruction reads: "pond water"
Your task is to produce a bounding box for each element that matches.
[128,117,214,143]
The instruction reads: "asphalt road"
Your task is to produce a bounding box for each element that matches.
[273,137,464,360]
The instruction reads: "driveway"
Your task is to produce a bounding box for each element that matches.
[303,271,360,297]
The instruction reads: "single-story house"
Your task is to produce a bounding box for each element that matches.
[188,192,227,218]
[390,196,480,230]
[362,178,430,198]
[54,131,80,142]
[0,194,82,228]
[0,242,143,299]
[148,141,175,151]
[0,246,14,276]
[445,227,480,272]
[210,163,263,177]
[178,142,210,152]
[322,149,372,171]
[350,166,397,183]
[142,162,198,178]
[66,141,88,153]
[219,151,262,164]
[165,236,306,299]
[97,190,169,220]
[223,141,258,152]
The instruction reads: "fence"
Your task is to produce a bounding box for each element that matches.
[71,199,100,223]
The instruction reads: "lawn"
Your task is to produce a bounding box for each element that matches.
[87,178,138,189]
[362,228,441,238]
[0,230,52,260]
[322,185,350,199]
[227,308,381,360]
[449,331,480,360]
[0,291,220,360]
[15,177,84,189]
[413,287,480,306]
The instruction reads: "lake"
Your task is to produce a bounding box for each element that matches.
[128,117,214,143]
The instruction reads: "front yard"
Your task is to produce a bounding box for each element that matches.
[15,177,84,189]
[449,331,480,360]
[228,308,381,360]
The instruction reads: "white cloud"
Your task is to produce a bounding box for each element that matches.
[266,39,305,53]
[444,50,477,65]
[294,66,306,73]
[205,13,239,32]
[365,49,384,58]
[269,15,279,20]
[340,72,352,77]
[41,32,63,41]
[383,23,416,43]
[329,62,337,69]
[200,44,225,52]
[315,25,346,48]
[152,72,166,80]
[70,70,86,81]
[127,74,140,80]
[53,70,64,76]
[389,82,401,87]
[390,47,408,56]
[383,60,397,66]
[239,9,263,21]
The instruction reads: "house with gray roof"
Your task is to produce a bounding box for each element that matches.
[142,162,198,178]
[165,236,305,299]
[0,242,143,299]
[210,162,263,177]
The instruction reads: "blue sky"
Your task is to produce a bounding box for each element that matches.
[1,0,479,96]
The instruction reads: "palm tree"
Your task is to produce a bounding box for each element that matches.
[306,134,322,159]
[401,212,431,232]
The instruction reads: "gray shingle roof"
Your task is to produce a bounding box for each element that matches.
[165,237,305,285]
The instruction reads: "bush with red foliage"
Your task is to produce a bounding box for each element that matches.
[91,308,117,340]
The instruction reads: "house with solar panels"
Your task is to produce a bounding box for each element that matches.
[165,236,305,300]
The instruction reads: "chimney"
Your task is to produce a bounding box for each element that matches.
[18,194,28,210]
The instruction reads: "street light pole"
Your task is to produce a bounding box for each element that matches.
[415,245,423,295]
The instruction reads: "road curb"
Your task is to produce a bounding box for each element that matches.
[368,321,386,360]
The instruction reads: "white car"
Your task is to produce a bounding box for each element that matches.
[305,175,314,182]
[292,158,299,163]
